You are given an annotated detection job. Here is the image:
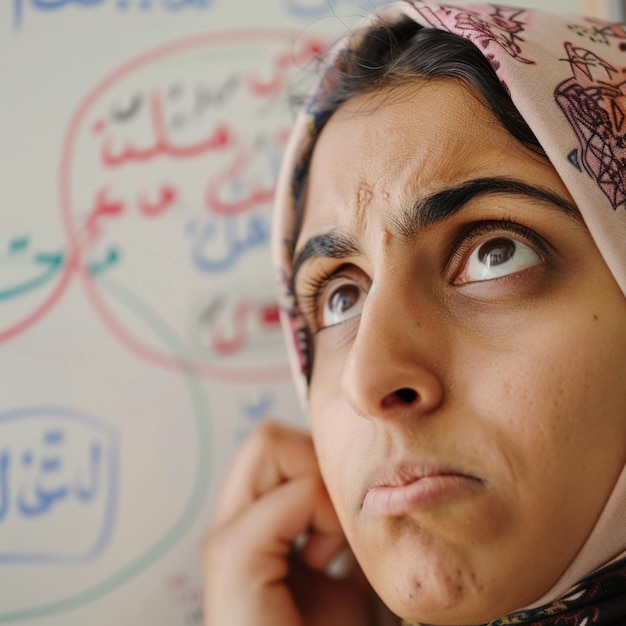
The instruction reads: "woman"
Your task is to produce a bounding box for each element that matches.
[203,2,626,624]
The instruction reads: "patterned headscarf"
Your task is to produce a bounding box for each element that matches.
[272,2,626,622]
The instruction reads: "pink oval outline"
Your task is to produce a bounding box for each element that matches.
[60,29,313,383]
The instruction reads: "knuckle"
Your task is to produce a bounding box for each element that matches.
[253,419,285,444]
[243,419,286,455]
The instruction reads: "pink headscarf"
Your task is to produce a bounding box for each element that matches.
[272,1,626,613]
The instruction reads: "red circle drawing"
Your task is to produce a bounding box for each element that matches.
[60,29,323,383]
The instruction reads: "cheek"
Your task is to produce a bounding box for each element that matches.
[461,302,626,511]
[309,368,373,521]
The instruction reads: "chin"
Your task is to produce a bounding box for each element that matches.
[361,543,525,626]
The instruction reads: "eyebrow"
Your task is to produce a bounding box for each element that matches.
[291,230,361,293]
[395,176,581,235]
[291,176,581,290]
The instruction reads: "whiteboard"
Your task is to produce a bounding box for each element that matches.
[0,0,603,624]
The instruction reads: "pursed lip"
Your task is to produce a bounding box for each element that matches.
[361,461,485,516]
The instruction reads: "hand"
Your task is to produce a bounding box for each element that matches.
[202,420,391,626]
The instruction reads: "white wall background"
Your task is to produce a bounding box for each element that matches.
[0,1,619,625]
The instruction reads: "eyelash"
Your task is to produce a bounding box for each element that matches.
[446,218,552,279]
[297,271,351,334]
[296,218,552,332]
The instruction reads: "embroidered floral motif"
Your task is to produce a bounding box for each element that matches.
[555,42,626,210]
[566,18,626,46]
[407,2,535,65]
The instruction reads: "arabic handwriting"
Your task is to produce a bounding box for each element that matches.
[96,90,233,169]
[17,430,67,517]
[88,246,120,277]
[0,247,65,303]
[0,407,119,565]
[168,75,241,130]
[211,298,251,355]
[207,184,273,216]
[13,0,104,29]
[206,127,288,216]
[0,234,121,305]
[0,428,103,521]
[74,443,102,501]
[188,213,269,274]
[35,0,104,5]
[138,183,178,216]
[85,186,125,240]
[235,391,275,441]
[110,93,143,122]
[1,186,178,307]
[9,236,30,254]
[283,0,389,19]
[205,148,275,216]
[147,89,232,158]
[198,294,282,357]
[161,0,212,12]
[283,0,340,18]
[246,38,325,98]
[18,448,69,517]
[14,0,213,30]
[85,182,179,242]
[30,0,107,8]
[240,391,274,421]
[257,302,280,330]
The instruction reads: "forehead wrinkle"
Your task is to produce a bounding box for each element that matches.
[354,178,374,228]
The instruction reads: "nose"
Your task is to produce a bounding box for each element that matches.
[340,287,444,420]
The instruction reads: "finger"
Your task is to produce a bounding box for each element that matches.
[212,420,319,527]
[251,474,346,575]
[205,473,345,584]
[302,531,349,573]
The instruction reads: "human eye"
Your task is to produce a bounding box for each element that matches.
[321,279,366,328]
[297,269,366,332]
[452,220,548,285]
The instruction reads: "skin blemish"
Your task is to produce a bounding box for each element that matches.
[355,179,374,225]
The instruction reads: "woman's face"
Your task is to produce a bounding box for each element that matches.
[293,80,626,624]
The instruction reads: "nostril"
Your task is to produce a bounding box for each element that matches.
[395,388,418,404]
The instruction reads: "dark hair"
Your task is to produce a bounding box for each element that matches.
[308,18,545,157]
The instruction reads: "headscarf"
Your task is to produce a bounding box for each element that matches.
[271,2,626,622]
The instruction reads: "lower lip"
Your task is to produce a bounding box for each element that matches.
[362,475,482,516]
